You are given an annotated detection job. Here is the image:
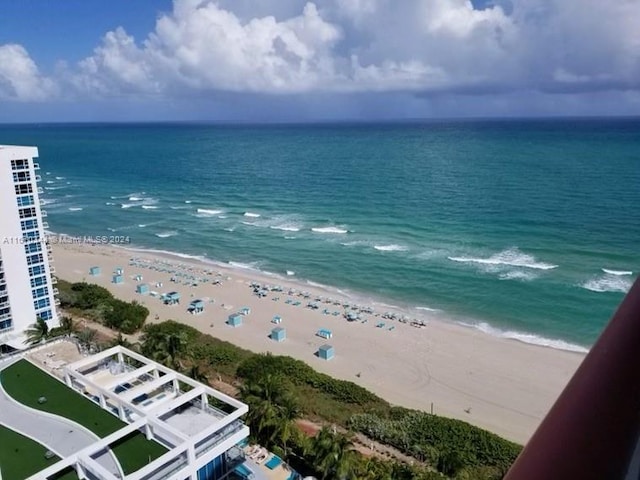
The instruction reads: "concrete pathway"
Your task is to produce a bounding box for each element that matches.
[0,359,121,477]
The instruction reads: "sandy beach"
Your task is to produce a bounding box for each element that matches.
[51,242,585,444]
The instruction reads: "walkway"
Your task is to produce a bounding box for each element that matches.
[0,358,121,477]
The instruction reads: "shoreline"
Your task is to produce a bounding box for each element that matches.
[51,242,586,444]
[124,244,590,355]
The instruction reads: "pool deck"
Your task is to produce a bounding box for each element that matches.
[243,446,297,480]
[0,358,121,477]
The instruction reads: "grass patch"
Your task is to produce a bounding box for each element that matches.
[0,360,166,474]
[0,424,78,480]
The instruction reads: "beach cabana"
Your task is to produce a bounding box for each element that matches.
[318,344,334,360]
[227,313,243,327]
[188,299,205,314]
[89,266,101,276]
[240,307,251,315]
[316,328,333,339]
[271,315,282,324]
[271,327,286,342]
[136,283,150,295]
[163,291,181,305]
[115,267,124,275]
[112,274,123,285]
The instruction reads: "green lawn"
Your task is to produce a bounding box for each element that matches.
[0,360,167,474]
[0,424,78,480]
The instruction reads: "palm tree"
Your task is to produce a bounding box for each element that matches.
[141,329,188,369]
[76,328,98,352]
[59,316,77,336]
[109,333,137,350]
[24,316,49,345]
[240,374,302,455]
[309,427,357,480]
[185,363,209,385]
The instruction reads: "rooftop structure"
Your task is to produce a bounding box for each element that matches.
[0,145,59,350]
[1,345,249,480]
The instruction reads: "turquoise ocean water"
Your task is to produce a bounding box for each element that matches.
[1,119,638,351]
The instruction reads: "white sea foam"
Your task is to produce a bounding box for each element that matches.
[55,176,65,180]
[374,244,407,252]
[155,231,178,238]
[141,205,158,210]
[416,306,440,312]
[67,207,83,211]
[138,224,147,228]
[602,268,633,276]
[196,208,223,216]
[185,200,192,203]
[129,196,143,201]
[46,171,51,175]
[121,203,135,209]
[169,206,189,210]
[105,202,116,206]
[469,322,589,353]
[228,261,261,271]
[224,227,235,232]
[287,270,295,276]
[241,221,257,227]
[218,215,227,219]
[312,226,348,234]
[448,247,557,270]
[284,236,296,240]
[244,212,261,218]
[580,275,632,293]
[498,270,538,281]
[270,224,301,232]
[46,180,55,184]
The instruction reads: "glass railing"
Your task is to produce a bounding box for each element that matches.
[195,420,246,458]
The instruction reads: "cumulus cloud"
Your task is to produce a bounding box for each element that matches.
[3,0,640,106]
[0,44,57,100]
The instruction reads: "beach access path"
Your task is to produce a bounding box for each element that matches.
[52,243,585,444]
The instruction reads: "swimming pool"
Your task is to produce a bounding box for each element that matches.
[234,462,253,479]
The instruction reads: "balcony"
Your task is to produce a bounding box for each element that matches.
[51,277,58,284]
[54,298,61,306]
[41,210,48,218]
[52,288,59,296]
[34,175,42,182]
[504,277,640,480]
[42,222,49,229]
[49,266,56,274]
[33,162,40,170]
[37,187,43,194]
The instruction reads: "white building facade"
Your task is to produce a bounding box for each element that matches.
[0,145,59,349]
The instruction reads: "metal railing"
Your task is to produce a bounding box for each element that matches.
[504,277,640,480]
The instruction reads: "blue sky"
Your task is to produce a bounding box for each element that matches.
[1,0,639,122]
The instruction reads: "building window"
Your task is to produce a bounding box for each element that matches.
[21,219,39,231]
[26,254,44,266]
[17,195,35,207]
[0,295,8,306]
[38,310,52,321]
[34,298,51,310]
[23,231,41,242]
[30,275,47,288]
[19,207,37,219]
[25,243,42,254]
[10,159,29,170]
[28,265,45,276]
[0,319,12,331]
[14,183,34,195]
[32,286,49,299]
[12,171,31,183]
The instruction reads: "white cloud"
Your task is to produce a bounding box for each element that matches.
[3,0,640,107]
[0,44,57,100]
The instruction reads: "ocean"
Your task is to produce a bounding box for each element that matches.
[1,119,638,351]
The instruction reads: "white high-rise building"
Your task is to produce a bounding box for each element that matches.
[0,145,59,350]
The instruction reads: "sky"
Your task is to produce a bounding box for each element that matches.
[1,0,639,122]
